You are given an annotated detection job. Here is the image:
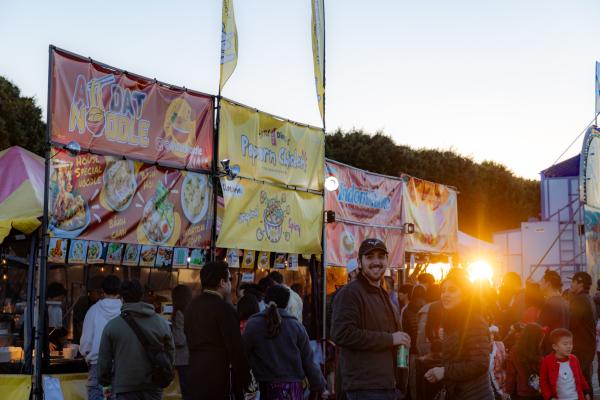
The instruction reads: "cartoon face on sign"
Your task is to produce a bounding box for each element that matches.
[256,191,290,243]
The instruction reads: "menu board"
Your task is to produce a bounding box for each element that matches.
[241,250,255,269]
[227,249,240,268]
[86,241,105,264]
[139,245,157,267]
[48,238,67,263]
[257,251,270,269]
[189,248,207,268]
[274,253,286,269]
[156,247,173,267]
[172,248,189,268]
[68,240,88,264]
[288,254,298,270]
[122,244,141,266]
[106,243,124,264]
[48,148,213,248]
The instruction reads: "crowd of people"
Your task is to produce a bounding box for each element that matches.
[58,235,600,400]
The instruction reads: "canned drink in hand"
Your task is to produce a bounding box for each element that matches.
[397,344,409,369]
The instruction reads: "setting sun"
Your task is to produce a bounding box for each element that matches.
[467,260,494,283]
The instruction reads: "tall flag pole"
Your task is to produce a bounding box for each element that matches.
[312,0,329,341]
[311,0,325,128]
[219,0,238,94]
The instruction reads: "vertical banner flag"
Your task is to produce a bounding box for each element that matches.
[311,0,325,123]
[220,0,238,92]
[596,62,600,117]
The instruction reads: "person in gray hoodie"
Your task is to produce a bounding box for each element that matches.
[97,279,174,400]
[80,275,122,400]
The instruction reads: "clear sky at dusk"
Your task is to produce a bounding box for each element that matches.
[1,0,599,179]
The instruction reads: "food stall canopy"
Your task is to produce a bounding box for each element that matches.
[0,146,44,243]
[458,230,499,262]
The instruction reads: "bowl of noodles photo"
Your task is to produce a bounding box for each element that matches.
[103,158,137,212]
[141,182,175,245]
[181,172,209,224]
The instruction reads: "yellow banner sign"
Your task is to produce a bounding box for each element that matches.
[219,99,325,191]
[217,178,323,254]
[311,0,325,123]
[220,0,238,92]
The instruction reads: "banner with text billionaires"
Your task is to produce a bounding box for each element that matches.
[50,48,213,170]
[219,99,325,190]
[325,160,403,267]
[402,176,458,253]
[325,160,402,225]
[217,178,322,254]
[48,148,213,248]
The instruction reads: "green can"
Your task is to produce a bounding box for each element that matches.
[397,344,409,369]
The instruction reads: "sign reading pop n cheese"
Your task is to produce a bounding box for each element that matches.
[218,99,324,190]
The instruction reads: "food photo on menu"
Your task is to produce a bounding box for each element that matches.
[189,248,207,268]
[139,245,158,267]
[105,242,124,264]
[155,247,173,267]
[172,248,189,268]
[102,157,137,212]
[48,158,90,238]
[86,241,105,264]
[122,244,141,266]
[140,181,176,246]
[68,240,88,264]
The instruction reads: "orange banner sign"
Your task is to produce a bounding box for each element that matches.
[325,160,403,226]
[50,48,214,170]
[402,176,458,253]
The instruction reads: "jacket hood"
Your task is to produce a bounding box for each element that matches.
[121,302,156,317]
[97,298,122,318]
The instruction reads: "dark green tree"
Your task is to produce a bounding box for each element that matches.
[0,76,46,156]
[325,129,540,240]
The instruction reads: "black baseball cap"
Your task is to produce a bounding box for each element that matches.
[358,238,388,257]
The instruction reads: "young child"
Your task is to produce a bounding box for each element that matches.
[539,328,591,400]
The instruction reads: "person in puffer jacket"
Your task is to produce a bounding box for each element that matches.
[80,275,122,400]
[424,269,494,400]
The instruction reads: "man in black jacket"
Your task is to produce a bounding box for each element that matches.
[331,238,410,400]
[569,271,597,393]
[185,261,250,400]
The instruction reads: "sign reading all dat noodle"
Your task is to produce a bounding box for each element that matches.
[49,47,214,170]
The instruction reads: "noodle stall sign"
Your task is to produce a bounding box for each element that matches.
[50,48,214,170]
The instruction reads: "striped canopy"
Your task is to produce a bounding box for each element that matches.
[0,146,44,243]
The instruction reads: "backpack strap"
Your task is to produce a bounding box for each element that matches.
[121,312,152,348]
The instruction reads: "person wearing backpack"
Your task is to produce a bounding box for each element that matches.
[97,279,175,399]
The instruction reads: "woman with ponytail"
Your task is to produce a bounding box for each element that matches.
[242,285,328,399]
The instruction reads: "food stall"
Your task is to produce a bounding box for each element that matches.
[0,146,43,399]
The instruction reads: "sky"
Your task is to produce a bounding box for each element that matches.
[1,0,600,180]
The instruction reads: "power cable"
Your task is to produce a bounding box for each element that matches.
[549,114,598,167]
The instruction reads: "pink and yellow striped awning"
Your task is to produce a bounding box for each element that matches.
[0,146,44,243]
